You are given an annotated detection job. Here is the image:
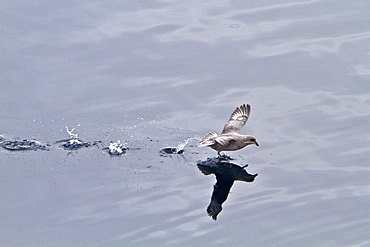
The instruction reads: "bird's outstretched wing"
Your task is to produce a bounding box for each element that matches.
[207,178,234,220]
[221,104,250,134]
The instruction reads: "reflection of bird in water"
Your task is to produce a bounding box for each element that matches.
[197,104,259,157]
[197,157,258,220]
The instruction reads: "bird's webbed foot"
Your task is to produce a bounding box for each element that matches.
[217,153,233,161]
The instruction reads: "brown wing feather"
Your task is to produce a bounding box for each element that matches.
[221,104,250,134]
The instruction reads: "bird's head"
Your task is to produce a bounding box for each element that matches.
[243,135,259,146]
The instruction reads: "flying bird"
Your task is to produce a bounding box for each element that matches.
[197,104,259,157]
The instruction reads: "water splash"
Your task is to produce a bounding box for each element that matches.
[160,137,200,155]
[57,126,92,150]
[108,140,127,155]
[66,126,79,139]
[0,138,49,151]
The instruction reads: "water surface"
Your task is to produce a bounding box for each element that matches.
[1,1,369,246]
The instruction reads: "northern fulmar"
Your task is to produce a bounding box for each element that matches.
[197,104,259,156]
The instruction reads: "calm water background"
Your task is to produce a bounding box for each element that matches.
[1,1,369,246]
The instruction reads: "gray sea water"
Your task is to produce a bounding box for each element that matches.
[1,1,369,246]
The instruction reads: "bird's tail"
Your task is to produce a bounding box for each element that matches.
[196,131,218,147]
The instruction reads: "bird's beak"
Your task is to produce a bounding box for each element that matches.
[255,141,259,146]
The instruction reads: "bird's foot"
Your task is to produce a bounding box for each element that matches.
[217,153,233,161]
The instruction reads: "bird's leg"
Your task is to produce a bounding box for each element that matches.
[222,154,233,160]
[218,152,233,161]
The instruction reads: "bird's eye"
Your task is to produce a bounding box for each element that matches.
[251,138,255,142]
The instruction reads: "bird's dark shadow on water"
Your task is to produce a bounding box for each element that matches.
[197,157,258,220]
